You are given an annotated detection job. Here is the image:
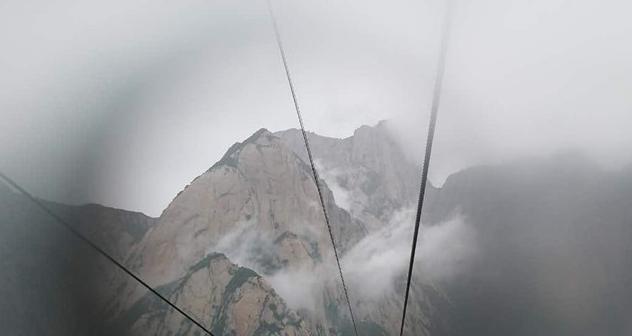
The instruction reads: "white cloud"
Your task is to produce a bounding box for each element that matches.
[315,160,353,212]
[343,208,476,301]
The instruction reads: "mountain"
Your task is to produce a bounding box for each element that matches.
[275,121,432,230]
[3,123,435,336]
[5,122,629,336]
[127,128,366,285]
[274,122,448,335]
[0,182,155,335]
[0,165,314,336]
[423,152,632,336]
[111,125,447,336]
[114,253,308,336]
[112,128,363,335]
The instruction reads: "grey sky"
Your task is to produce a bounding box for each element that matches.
[1,0,631,216]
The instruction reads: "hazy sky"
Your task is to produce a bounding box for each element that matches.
[1,0,631,216]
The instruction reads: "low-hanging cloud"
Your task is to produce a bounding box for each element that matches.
[210,206,477,314]
[343,208,477,301]
[208,218,333,312]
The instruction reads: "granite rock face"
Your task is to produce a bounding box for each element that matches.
[1,123,448,336]
[109,128,373,335]
[109,124,446,336]
[119,253,309,336]
[275,121,435,231]
[127,129,366,286]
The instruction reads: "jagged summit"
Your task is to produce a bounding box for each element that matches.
[129,123,365,290]
[276,121,423,230]
[117,124,430,335]
[210,128,278,171]
[275,120,391,142]
[241,127,278,146]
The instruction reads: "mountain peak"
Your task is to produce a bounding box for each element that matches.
[245,128,274,143]
[210,128,279,171]
[352,120,391,138]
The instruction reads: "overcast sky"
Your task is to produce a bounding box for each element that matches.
[1,0,631,216]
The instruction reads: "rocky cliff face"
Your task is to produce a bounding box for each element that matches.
[115,253,309,336]
[275,121,424,230]
[106,123,447,336]
[127,129,365,286]
[275,122,448,336]
[107,127,376,335]
[5,124,632,336]
[0,122,448,336]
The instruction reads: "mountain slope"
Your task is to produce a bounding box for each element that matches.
[0,122,468,336]
[0,183,156,335]
[275,122,449,336]
[115,253,308,336]
[275,121,429,230]
[424,153,632,336]
[111,128,372,335]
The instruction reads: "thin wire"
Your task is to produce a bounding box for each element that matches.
[0,171,215,336]
[399,1,454,335]
[265,1,360,335]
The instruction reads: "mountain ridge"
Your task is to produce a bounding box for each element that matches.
[7,121,628,335]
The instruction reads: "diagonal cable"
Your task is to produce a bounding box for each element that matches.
[0,171,215,336]
[265,1,359,335]
[399,1,454,335]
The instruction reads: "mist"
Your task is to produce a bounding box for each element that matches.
[209,204,476,318]
[343,209,475,300]
[385,0,632,185]
[417,152,632,335]
[1,0,632,334]
[1,0,630,216]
